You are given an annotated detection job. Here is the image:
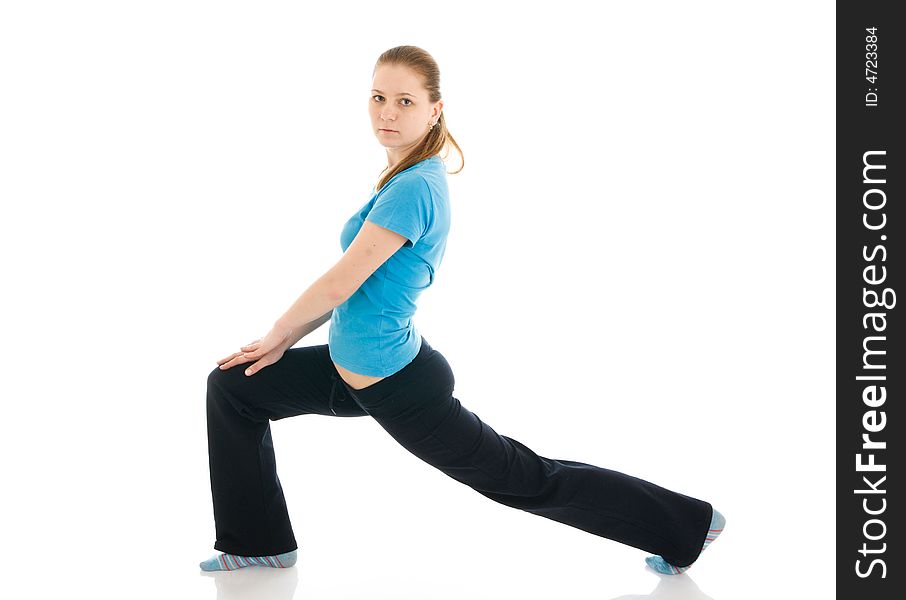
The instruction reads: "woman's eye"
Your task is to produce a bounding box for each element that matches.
[372,95,412,107]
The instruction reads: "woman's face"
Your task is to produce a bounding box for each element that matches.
[369,63,442,156]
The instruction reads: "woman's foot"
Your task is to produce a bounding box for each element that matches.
[645,507,725,575]
[199,549,298,571]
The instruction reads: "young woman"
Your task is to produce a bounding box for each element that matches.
[200,45,725,576]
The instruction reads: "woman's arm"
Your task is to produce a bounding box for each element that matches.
[275,273,345,343]
[275,220,408,344]
[285,307,333,347]
[234,220,410,375]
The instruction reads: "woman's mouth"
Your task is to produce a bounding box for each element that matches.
[379,129,397,133]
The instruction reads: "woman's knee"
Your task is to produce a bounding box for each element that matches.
[207,365,230,392]
[206,365,252,406]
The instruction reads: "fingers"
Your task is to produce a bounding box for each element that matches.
[242,342,275,361]
[241,340,261,351]
[217,351,242,365]
[244,356,274,376]
[218,353,251,370]
[217,338,278,373]
[217,340,262,367]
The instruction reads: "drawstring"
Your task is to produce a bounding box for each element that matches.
[329,374,343,416]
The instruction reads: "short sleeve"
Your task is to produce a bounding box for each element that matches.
[365,173,432,248]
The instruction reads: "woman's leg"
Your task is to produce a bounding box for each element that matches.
[205,343,367,556]
[343,337,713,568]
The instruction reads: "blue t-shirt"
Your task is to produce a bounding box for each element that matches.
[328,155,450,376]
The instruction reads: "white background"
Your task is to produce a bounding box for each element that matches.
[0,1,834,599]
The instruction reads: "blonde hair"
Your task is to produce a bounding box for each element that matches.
[373,45,464,192]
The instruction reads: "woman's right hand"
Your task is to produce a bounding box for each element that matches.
[216,324,295,376]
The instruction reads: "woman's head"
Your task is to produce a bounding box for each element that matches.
[370,45,464,191]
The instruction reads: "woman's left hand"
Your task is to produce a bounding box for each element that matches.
[217,324,295,376]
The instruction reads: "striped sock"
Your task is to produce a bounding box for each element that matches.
[199,549,298,571]
[645,507,725,575]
